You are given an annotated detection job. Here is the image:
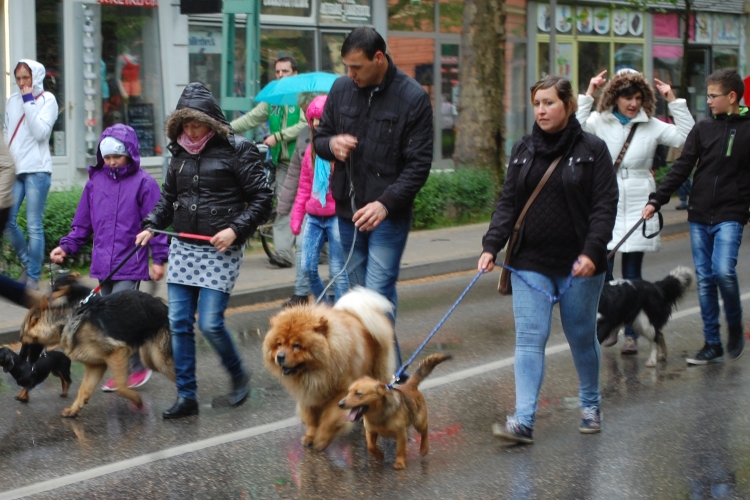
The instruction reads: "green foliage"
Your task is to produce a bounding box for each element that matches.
[0,187,91,276]
[412,168,497,230]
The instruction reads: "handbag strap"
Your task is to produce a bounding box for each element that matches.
[512,155,564,233]
[613,123,638,171]
[8,92,46,150]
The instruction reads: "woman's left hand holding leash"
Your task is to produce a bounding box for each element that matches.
[572,255,595,278]
[211,228,237,253]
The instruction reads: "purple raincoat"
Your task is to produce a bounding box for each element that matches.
[59,124,168,281]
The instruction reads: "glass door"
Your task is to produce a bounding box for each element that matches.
[687,48,710,121]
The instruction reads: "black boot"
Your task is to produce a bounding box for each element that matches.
[727,324,746,360]
[162,397,199,419]
[229,373,250,407]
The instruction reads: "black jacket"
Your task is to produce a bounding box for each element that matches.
[313,55,433,220]
[482,129,618,274]
[649,108,750,225]
[143,83,273,243]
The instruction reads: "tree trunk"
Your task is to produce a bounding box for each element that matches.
[453,0,506,183]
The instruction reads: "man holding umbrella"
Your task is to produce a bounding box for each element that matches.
[313,27,433,371]
[231,56,307,268]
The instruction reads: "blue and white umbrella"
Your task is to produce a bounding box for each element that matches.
[253,72,340,106]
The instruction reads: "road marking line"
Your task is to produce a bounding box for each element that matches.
[3,292,748,499]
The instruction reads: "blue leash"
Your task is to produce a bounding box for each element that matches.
[497,263,575,304]
[389,270,484,387]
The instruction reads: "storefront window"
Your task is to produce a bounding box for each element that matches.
[189,26,222,99]
[321,31,347,74]
[100,5,164,158]
[615,43,643,72]
[439,0,462,34]
[260,28,315,87]
[440,44,458,158]
[388,0,434,32]
[36,0,65,157]
[713,47,738,70]
[578,42,609,94]
[653,45,683,90]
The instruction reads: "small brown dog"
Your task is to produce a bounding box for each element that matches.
[339,353,451,469]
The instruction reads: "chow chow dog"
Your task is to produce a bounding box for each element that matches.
[20,284,175,417]
[0,346,72,402]
[597,266,694,367]
[263,287,396,451]
[339,353,451,469]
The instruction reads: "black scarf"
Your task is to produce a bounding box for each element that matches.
[531,115,582,158]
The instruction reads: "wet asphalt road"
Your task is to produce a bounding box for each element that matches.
[2,233,750,499]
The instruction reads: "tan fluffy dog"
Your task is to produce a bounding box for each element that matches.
[339,353,451,469]
[263,287,395,451]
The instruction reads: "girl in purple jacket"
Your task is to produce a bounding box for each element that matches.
[50,124,168,390]
[290,95,349,303]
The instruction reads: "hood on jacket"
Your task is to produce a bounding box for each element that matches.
[15,59,46,96]
[165,83,232,142]
[90,124,141,179]
[306,95,327,127]
[597,69,656,118]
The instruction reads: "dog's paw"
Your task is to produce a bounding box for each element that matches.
[368,448,384,462]
[301,435,314,447]
[60,393,68,398]
[393,458,406,470]
[61,407,80,418]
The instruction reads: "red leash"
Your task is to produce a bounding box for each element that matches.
[149,229,213,241]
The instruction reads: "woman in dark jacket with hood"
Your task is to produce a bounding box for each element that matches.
[138,83,273,419]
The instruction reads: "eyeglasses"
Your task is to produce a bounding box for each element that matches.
[706,92,730,101]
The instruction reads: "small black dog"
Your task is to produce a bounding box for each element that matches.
[0,346,72,402]
[597,266,694,367]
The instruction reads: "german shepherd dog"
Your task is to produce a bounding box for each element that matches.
[0,346,72,402]
[20,282,175,417]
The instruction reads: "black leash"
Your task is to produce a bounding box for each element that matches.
[607,212,663,260]
[78,244,144,305]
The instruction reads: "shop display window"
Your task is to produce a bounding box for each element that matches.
[188,26,222,101]
[321,31,347,74]
[98,5,164,158]
[35,0,65,157]
[578,42,609,94]
[260,28,315,88]
[713,47,739,70]
[388,0,434,32]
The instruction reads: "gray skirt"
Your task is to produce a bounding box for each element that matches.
[166,238,244,294]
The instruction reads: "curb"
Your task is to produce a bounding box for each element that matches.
[0,221,689,346]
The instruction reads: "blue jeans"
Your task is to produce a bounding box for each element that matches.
[168,283,245,400]
[5,172,52,281]
[689,222,744,346]
[606,252,644,339]
[301,215,349,303]
[337,216,410,316]
[510,270,605,429]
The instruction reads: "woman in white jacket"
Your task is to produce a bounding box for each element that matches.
[578,68,694,354]
[3,59,58,290]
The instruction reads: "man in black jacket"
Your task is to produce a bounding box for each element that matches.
[313,27,433,368]
[643,69,750,364]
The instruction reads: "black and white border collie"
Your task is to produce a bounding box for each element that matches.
[597,266,694,367]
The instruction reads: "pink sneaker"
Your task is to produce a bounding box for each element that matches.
[101,378,117,392]
[127,369,152,388]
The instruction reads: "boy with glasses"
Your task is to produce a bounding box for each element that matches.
[643,68,750,364]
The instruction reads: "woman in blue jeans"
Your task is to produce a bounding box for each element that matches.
[478,76,618,444]
[138,83,273,419]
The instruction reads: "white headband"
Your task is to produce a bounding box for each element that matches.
[99,137,130,158]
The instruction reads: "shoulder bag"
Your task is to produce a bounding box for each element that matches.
[498,155,563,295]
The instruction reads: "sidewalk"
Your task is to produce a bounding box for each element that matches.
[0,204,689,343]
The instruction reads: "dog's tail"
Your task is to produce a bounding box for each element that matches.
[659,266,694,307]
[334,287,396,381]
[406,353,452,388]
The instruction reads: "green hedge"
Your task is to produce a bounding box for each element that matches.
[0,187,92,277]
[412,168,498,230]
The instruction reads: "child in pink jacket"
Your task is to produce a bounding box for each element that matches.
[290,95,349,302]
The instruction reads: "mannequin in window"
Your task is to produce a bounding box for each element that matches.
[116,46,142,103]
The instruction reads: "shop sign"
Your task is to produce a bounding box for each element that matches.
[694,13,712,43]
[189,29,223,55]
[653,13,679,39]
[713,15,739,45]
[262,0,310,8]
[320,0,371,24]
[612,10,628,36]
[97,0,158,7]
